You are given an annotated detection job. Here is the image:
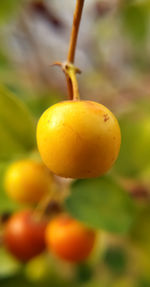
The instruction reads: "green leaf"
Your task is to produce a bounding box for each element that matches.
[0,85,36,160]
[65,176,135,234]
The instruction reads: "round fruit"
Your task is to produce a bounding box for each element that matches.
[36,100,121,178]
[4,210,47,262]
[4,159,52,204]
[45,214,96,262]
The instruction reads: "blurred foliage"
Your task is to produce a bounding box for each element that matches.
[115,101,150,177]
[120,1,150,68]
[75,263,93,284]
[0,86,35,161]
[0,0,23,24]
[130,204,150,255]
[0,248,21,279]
[121,1,149,45]
[137,278,150,287]
[66,176,135,234]
[25,255,51,283]
[103,246,127,275]
[0,0,150,286]
[26,91,62,118]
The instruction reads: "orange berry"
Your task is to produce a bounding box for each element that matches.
[45,214,96,262]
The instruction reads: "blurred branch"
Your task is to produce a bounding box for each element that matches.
[118,177,150,200]
[29,1,65,30]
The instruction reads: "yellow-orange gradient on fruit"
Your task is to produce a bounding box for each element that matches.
[45,214,96,262]
[4,160,52,204]
[37,100,121,178]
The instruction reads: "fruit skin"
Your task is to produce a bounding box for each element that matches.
[36,100,121,179]
[4,160,52,204]
[4,211,47,262]
[45,214,96,262]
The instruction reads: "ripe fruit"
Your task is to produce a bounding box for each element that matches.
[37,100,121,178]
[4,159,52,204]
[45,214,96,262]
[4,211,47,262]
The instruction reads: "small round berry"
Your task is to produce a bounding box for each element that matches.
[45,214,96,262]
[4,210,47,262]
[4,160,52,204]
[37,100,121,178]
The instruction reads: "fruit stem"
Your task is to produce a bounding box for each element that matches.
[66,0,85,100]
[33,178,70,219]
[68,66,80,100]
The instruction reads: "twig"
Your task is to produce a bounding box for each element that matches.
[68,0,85,63]
[66,0,85,99]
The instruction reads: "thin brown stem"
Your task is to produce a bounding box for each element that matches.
[68,0,85,63]
[66,0,85,99]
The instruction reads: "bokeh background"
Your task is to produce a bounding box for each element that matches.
[1,0,150,287]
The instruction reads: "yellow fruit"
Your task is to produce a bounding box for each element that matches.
[36,100,121,178]
[4,160,52,204]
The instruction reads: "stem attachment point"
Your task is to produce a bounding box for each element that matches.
[51,61,81,101]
